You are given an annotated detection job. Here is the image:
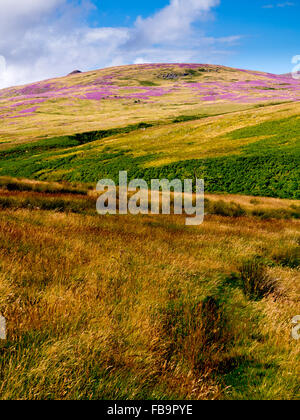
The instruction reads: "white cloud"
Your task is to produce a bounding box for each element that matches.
[0,0,63,20]
[263,2,295,8]
[0,0,240,88]
[133,0,220,45]
[0,0,64,36]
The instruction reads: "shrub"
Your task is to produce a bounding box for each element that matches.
[185,69,198,76]
[139,80,158,87]
[290,205,300,219]
[172,114,208,123]
[0,197,13,209]
[250,199,260,205]
[208,200,247,218]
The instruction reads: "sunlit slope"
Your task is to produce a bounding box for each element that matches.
[0,100,299,198]
[0,64,299,198]
[1,63,300,144]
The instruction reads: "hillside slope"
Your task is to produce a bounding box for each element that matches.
[0,64,299,198]
[0,65,299,401]
[1,63,300,143]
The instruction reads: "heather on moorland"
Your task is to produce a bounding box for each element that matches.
[0,65,299,199]
[1,64,300,143]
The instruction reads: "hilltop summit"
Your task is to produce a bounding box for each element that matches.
[68,70,82,76]
[0,63,299,143]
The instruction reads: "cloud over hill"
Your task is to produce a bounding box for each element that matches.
[0,0,240,89]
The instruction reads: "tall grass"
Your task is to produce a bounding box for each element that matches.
[0,184,299,399]
[0,178,299,221]
[239,258,276,301]
[0,177,88,195]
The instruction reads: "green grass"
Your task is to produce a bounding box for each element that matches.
[172,114,209,123]
[228,115,300,154]
[139,80,159,87]
[0,116,299,199]
[141,152,299,199]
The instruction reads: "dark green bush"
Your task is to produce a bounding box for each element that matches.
[0,195,94,214]
[0,179,87,195]
[139,80,158,86]
[208,200,246,217]
[172,114,208,123]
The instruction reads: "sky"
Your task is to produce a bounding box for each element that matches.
[0,0,299,88]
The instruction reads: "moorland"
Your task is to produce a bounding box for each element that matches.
[0,64,299,400]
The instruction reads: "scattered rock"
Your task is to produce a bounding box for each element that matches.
[68,70,82,76]
[159,72,180,80]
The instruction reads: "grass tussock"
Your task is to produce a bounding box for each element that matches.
[0,177,88,195]
[160,291,236,376]
[0,193,94,214]
[207,200,246,218]
[238,258,277,301]
[0,178,299,223]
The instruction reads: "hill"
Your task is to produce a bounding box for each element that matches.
[0,65,299,400]
[0,64,299,198]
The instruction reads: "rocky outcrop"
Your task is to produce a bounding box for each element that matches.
[68,70,82,76]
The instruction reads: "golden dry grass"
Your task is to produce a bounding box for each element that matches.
[0,184,299,400]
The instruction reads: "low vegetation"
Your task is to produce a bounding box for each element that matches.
[0,178,299,220]
[0,112,298,199]
[238,258,277,301]
[0,179,299,400]
[0,63,299,400]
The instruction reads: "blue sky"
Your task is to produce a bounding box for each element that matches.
[89,0,299,73]
[0,0,299,88]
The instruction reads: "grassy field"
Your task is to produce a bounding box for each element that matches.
[0,103,299,198]
[0,64,299,400]
[0,64,299,199]
[0,179,299,400]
